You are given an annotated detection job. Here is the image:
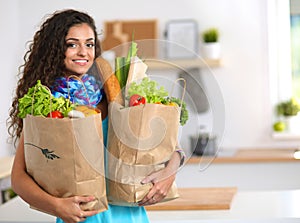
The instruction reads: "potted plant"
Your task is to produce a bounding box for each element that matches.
[276,98,300,116]
[201,28,221,59]
[275,98,300,133]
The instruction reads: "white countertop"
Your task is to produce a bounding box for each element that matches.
[0,189,299,222]
[148,189,300,222]
[0,156,14,180]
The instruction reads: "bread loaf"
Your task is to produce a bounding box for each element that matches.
[95,57,124,105]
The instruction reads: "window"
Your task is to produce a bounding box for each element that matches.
[268,0,300,138]
[267,0,292,105]
[290,0,300,99]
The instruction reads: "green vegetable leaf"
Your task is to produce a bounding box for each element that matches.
[127,77,189,125]
[18,80,75,118]
[115,41,138,90]
[127,77,169,104]
[126,41,138,65]
[115,57,126,89]
[165,97,189,126]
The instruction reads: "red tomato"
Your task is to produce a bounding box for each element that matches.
[129,94,146,106]
[47,111,64,118]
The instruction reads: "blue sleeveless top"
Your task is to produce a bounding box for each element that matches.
[56,117,149,223]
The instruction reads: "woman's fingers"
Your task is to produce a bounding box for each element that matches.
[139,168,177,206]
[74,195,95,204]
[141,172,157,184]
[55,196,99,223]
[82,209,99,218]
[138,182,167,206]
[75,195,99,217]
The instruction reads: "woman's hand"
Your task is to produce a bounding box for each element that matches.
[55,196,99,223]
[138,151,181,206]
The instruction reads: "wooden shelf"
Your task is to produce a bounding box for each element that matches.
[144,58,221,70]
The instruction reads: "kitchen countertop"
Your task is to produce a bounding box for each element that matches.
[0,152,299,222]
[147,189,300,222]
[0,149,298,182]
[0,189,300,222]
[188,148,300,164]
[0,156,14,180]
[146,187,237,211]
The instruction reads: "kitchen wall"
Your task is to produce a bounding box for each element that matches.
[1,0,300,158]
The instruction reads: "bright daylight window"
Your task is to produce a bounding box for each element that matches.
[290,1,300,99]
[269,0,300,136]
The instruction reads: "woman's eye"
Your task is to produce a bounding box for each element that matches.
[86,43,95,48]
[67,43,77,48]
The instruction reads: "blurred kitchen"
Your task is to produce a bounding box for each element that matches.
[0,0,300,222]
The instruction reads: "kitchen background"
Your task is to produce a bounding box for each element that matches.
[1,0,300,158]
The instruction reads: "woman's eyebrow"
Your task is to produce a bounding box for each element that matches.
[66,37,95,41]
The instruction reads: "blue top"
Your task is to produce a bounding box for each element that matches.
[56,117,149,223]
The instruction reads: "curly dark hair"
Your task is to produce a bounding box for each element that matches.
[7,9,101,146]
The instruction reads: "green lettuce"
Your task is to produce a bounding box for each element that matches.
[127,77,169,104]
[18,80,74,118]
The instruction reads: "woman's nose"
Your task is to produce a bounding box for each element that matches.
[78,45,87,56]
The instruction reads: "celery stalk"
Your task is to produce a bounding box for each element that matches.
[115,57,126,89]
[115,41,138,90]
[124,41,138,78]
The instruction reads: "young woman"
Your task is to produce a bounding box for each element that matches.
[8,9,182,223]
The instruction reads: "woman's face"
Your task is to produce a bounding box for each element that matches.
[64,23,95,76]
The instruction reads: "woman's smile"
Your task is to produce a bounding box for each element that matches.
[73,59,89,66]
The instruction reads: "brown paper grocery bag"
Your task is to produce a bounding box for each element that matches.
[106,102,180,206]
[24,114,108,212]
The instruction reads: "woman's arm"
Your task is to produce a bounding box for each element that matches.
[11,133,98,223]
[138,150,182,206]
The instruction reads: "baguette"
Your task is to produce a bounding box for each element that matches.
[95,57,124,105]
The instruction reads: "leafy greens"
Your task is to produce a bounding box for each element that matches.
[18,80,74,118]
[127,77,169,104]
[127,77,189,125]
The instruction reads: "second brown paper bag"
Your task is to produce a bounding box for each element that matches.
[106,102,180,206]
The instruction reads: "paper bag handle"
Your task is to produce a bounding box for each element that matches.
[170,78,186,108]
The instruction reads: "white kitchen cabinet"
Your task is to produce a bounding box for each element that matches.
[176,149,300,191]
[176,162,300,190]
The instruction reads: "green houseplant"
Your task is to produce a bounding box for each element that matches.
[276,98,300,117]
[201,28,220,59]
[274,98,300,133]
[202,28,219,43]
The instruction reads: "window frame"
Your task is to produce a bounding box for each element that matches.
[267,0,300,139]
[267,0,292,106]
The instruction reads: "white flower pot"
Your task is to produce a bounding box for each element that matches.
[285,115,300,133]
[202,42,221,59]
